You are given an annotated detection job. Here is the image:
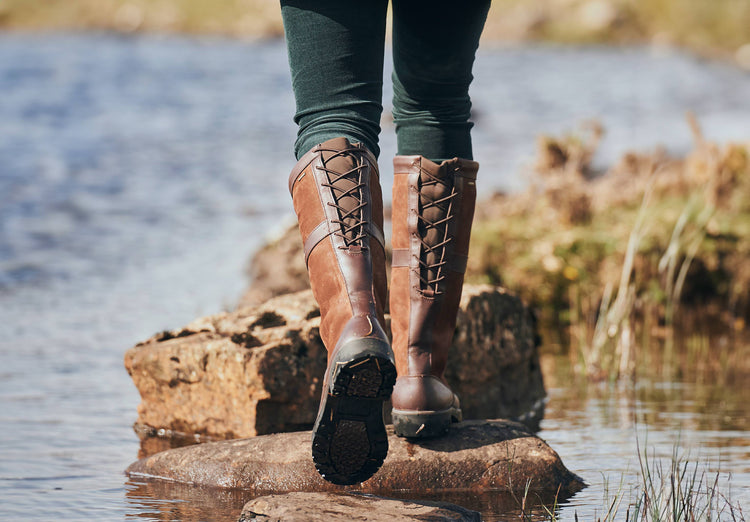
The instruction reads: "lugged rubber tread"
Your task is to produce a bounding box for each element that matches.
[312,350,397,486]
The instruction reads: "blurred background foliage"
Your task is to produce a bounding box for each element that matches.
[2,0,750,65]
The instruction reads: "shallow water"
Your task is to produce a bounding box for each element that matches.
[1,33,749,520]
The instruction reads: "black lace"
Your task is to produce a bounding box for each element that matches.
[319,148,369,249]
[416,166,459,296]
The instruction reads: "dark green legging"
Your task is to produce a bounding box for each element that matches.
[280,0,490,162]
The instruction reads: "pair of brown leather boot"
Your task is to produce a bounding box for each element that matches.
[289,137,477,485]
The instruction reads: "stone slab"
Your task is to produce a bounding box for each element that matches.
[238,492,481,521]
[126,420,584,495]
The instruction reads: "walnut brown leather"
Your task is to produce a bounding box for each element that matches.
[289,137,389,353]
[390,155,478,434]
[289,137,395,485]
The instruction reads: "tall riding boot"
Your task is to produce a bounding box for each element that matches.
[389,155,478,438]
[289,137,396,484]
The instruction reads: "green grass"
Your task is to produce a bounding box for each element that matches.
[466,122,750,380]
[516,442,746,521]
[484,0,750,58]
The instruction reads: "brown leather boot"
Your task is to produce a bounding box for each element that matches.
[389,155,478,438]
[289,137,396,484]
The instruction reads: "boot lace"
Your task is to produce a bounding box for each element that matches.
[417,166,459,296]
[319,148,369,249]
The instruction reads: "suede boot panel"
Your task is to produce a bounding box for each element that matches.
[389,267,411,376]
[291,164,327,246]
[307,243,355,354]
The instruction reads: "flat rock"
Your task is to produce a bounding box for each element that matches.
[238,492,480,521]
[125,285,546,450]
[126,419,584,495]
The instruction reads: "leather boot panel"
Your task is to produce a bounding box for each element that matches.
[371,242,387,326]
[291,137,390,356]
[407,294,438,376]
[391,375,458,413]
[390,155,479,382]
[451,169,477,257]
[428,270,464,377]
[290,138,393,485]
[333,315,389,355]
[368,157,387,324]
[393,155,422,173]
[335,250,379,318]
[368,158,385,233]
[303,221,333,266]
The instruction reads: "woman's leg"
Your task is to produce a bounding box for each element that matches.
[391,0,490,162]
[280,0,389,159]
[389,0,489,438]
[281,0,396,485]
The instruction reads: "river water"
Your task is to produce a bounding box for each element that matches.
[1,33,748,521]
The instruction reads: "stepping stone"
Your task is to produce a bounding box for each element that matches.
[238,492,481,521]
[126,419,584,495]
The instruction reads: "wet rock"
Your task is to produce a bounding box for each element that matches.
[449,285,545,428]
[125,284,545,446]
[127,419,584,495]
[239,223,309,308]
[238,492,480,521]
[125,291,326,444]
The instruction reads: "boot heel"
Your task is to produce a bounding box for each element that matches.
[392,408,462,439]
[312,338,396,485]
[329,338,396,398]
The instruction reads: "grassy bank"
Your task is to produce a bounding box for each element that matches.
[2,0,750,63]
[520,447,747,521]
[467,118,750,379]
[485,0,750,63]
[239,117,750,381]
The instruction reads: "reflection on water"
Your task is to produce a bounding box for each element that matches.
[124,483,564,522]
[540,351,750,518]
[125,480,247,522]
[1,33,749,520]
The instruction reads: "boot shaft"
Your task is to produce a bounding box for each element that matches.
[390,155,478,379]
[289,138,388,353]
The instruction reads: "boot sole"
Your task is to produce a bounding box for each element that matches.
[392,407,463,439]
[312,339,396,486]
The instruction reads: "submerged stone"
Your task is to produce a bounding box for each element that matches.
[238,492,481,521]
